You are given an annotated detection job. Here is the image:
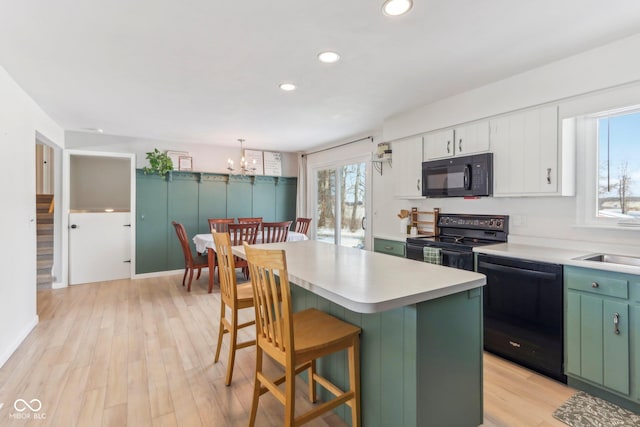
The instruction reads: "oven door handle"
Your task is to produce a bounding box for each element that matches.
[478,261,558,281]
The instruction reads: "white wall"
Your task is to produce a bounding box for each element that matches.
[0,66,64,367]
[374,33,640,248]
[65,131,299,177]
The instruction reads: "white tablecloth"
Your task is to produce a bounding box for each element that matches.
[193,231,308,253]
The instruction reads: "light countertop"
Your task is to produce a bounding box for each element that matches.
[233,240,486,313]
[474,242,640,275]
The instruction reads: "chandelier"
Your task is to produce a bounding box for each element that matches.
[227,138,257,175]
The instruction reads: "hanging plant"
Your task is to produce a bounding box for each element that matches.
[143,148,173,179]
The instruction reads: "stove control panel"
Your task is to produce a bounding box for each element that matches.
[437,214,508,232]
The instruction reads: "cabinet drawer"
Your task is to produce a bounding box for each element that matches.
[565,267,629,299]
[374,238,406,257]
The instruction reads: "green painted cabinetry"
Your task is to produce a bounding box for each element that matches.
[373,238,406,257]
[565,266,640,408]
[135,170,297,274]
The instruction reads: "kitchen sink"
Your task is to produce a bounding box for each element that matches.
[577,253,640,267]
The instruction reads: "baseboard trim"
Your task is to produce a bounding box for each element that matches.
[0,315,39,368]
[134,269,184,280]
[51,281,66,289]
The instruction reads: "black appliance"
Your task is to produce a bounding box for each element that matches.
[406,213,508,271]
[478,254,566,383]
[422,153,493,198]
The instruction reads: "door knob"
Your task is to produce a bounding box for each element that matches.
[70,224,78,229]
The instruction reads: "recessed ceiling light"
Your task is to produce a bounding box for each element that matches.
[382,0,413,16]
[279,82,297,91]
[318,51,340,63]
[82,127,104,133]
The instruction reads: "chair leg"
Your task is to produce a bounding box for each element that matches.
[182,268,188,286]
[349,339,361,427]
[284,361,296,427]
[308,359,317,403]
[196,267,202,280]
[187,268,194,291]
[248,346,263,427]
[225,308,238,386]
[214,301,226,363]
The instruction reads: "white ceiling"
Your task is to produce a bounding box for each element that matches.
[2,0,640,152]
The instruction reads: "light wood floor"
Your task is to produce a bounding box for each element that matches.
[0,273,575,427]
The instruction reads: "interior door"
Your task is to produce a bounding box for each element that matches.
[69,212,131,284]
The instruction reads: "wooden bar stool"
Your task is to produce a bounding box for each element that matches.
[244,242,361,427]
[212,232,255,385]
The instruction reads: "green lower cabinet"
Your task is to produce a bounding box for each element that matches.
[565,266,639,408]
[373,238,406,257]
[567,291,629,394]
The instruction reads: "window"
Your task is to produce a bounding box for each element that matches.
[596,110,640,220]
[314,162,367,248]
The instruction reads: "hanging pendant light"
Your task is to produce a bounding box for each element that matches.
[227,138,256,175]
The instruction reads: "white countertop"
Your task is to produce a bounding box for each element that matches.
[474,242,640,275]
[233,240,486,314]
[373,233,413,242]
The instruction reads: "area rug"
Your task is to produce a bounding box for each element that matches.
[553,391,640,427]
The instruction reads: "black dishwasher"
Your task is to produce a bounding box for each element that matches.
[477,254,566,383]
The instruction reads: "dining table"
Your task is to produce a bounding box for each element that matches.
[192,231,308,290]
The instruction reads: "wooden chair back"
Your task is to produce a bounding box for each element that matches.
[172,221,195,266]
[261,221,292,243]
[238,217,263,224]
[227,222,260,246]
[213,232,238,304]
[244,243,292,361]
[294,217,312,235]
[208,218,235,233]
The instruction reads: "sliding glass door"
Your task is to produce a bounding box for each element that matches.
[315,161,367,248]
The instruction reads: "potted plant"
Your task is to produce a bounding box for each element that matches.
[143,148,173,179]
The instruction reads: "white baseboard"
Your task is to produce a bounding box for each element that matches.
[51,281,67,289]
[0,315,39,368]
[134,269,184,280]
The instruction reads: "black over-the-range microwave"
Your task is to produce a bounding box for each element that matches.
[422,152,493,197]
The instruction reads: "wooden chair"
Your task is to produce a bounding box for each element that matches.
[294,217,312,235]
[238,217,263,227]
[212,232,255,385]
[208,218,235,233]
[261,220,292,243]
[244,243,361,427]
[171,221,209,292]
[228,222,260,276]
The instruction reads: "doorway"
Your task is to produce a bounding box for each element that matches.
[35,137,61,289]
[64,151,136,285]
[314,160,369,249]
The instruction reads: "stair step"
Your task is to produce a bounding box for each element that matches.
[37,273,52,286]
[37,259,53,269]
[38,246,54,255]
[37,223,54,232]
[37,213,53,222]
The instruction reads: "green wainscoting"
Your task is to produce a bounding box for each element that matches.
[290,285,483,427]
[135,170,297,274]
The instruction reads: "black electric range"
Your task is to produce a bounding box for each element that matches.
[406,213,509,270]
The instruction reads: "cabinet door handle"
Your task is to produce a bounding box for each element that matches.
[592,281,599,288]
[459,138,462,152]
[447,140,451,153]
[546,168,552,184]
[417,179,421,191]
[614,313,620,335]
[384,246,393,250]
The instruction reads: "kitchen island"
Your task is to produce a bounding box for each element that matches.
[233,240,486,427]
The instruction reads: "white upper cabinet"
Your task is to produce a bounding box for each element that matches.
[423,129,454,160]
[423,123,489,161]
[392,136,425,199]
[491,105,573,197]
